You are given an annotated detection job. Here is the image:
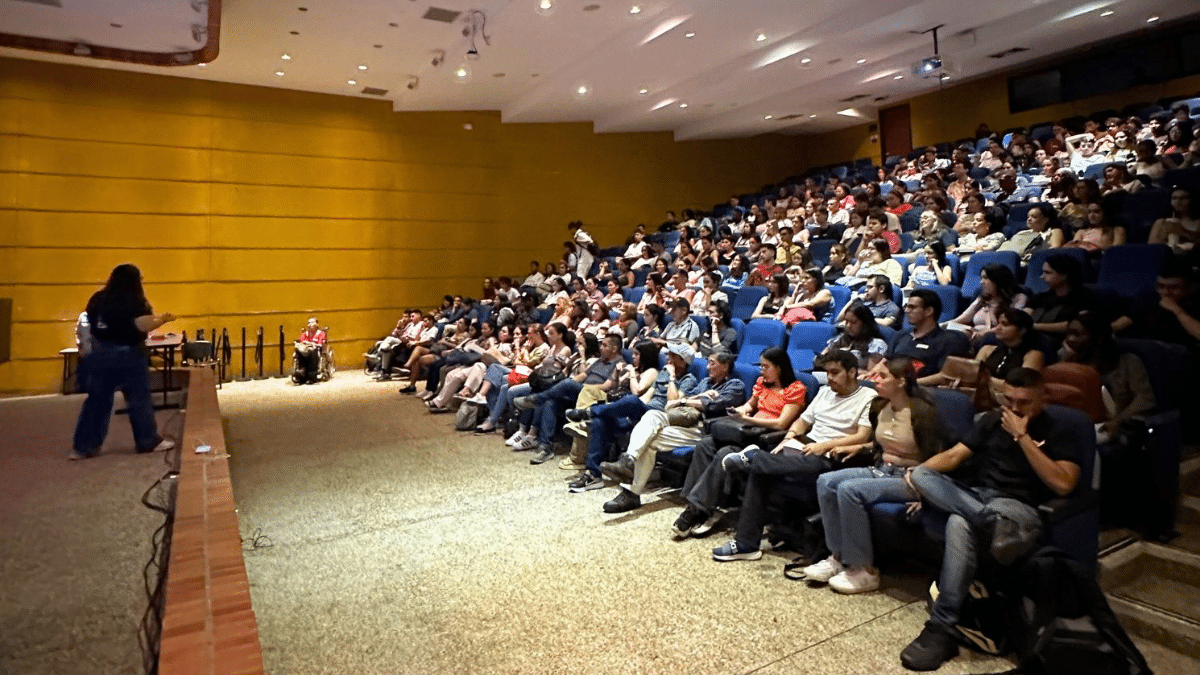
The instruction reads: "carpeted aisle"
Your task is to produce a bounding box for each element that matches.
[224,372,1013,675]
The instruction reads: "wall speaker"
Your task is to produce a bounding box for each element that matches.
[0,298,11,365]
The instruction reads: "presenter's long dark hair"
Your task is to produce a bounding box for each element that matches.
[104,264,147,305]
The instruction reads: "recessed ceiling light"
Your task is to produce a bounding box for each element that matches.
[275,71,285,77]
[536,0,555,15]
[755,33,767,42]
[764,115,772,120]
[347,79,356,85]
[281,54,291,60]
[197,63,206,68]
[638,87,649,95]
[894,75,903,80]
[1100,10,1114,17]
[1146,15,1159,23]
[629,5,642,14]
[856,58,867,64]
[679,102,688,108]
[809,114,817,118]
[800,57,812,64]
[577,85,589,95]
[685,32,695,38]
[358,65,368,71]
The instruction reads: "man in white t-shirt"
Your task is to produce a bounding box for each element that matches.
[710,350,875,561]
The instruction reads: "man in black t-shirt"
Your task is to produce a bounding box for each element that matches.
[899,368,1080,671]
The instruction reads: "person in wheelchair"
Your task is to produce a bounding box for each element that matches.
[293,317,327,385]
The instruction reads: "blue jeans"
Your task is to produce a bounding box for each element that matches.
[72,341,160,455]
[529,379,583,446]
[911,467,1042,629]
[816,465,916,568]
[585,395,651,476]
[486,380,530,427]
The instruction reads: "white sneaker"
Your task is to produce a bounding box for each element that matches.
[802,555,844,583]
[418,390,435,401]
[690,510,724,538]
[154,437,176,452]
[505,430,527,447]
[512,435,539,451]
[466,394,488,406]
[829,566,880,594]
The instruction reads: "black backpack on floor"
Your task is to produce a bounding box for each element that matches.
[987,547,1152,675]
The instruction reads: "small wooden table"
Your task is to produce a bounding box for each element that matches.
[61,334,185,407]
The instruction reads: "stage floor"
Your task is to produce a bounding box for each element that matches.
[223,372,1010,675]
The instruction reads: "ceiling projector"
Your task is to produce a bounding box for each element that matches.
[912,55,944,77]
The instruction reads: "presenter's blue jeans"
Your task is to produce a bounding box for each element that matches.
[72,341,160,456]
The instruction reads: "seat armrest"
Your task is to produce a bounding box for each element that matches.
[1039,488,1098,525]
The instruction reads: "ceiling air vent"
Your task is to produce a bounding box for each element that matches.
[873,96,890,102]
[988,47,1029,59]
[775,113,807,121]
[8,0,63,5]
[839,94,870,103]
[361,87,388,96]
[423,7,462,23]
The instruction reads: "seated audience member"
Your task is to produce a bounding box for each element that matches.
[1125,258,1200,350]
[578,303,611,338]
[365,316,410,373]
[632,303,667,347]
[827,197,850,227]
[470,324,550,432]
[839,275,901,327]
[1058,311,1155,439]
[821,305,888,375]
[925,309,1045,401]
[520,262,544,296]
[884,188,913,216]
[1131,138,1168,183]
[906,242,954,288]
[1164,118,1195,155]
[1148,188,1200,254]
[602,279,625,310]
[690,271,729,315]
[599,351,747,513]
[1099,163,1142,196]
[396,317,469,392]
[725,254,751,288]
[912,209,956,252]
[698,300,738,358]
[511,334,626,465]
[380,313,438,381]
[880,289,970,381]
[900,368,1080,671]
[435,295,461,327]
[624,228,648,260]
[293,317,327,385]
[748,244,783,287]
[1000,204,1065,261]
[568,343,697,493]
[776,226,808,267]
[671,347,806,539]
[665,269,694,305]
[803,358,944,591]
[1163,136,1200,170]
[821,243,850,285]
[808,207,845,242]
[423,322,502,410]
[615,257,637,290]
[775,268,833,324]
[715,235,738,266]
[631,246,657,271]
[917,146,949,174]
[706,350,875,562]
[1025,253,1093,335]
[841,239,903,288]
[952,210,1007,259]
[953,192,988,230]
[751,273,791,320]
[637,274,670,313]
[947,264,1028,347]
[609,302,638,345]
[481,277,497,305]
[515,293,539,327]
[1064,201,1126,253]
[496,276,521,304]
[541,277,569,309]
[498,322,576,448]
[651,298,702,350]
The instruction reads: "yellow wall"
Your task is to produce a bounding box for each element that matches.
[0,57,805,395]
[796,71,1200,171]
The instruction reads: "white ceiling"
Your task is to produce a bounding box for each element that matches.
[2,0,1198,140]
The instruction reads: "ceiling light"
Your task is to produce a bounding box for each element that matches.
[1100,10,1114,17]
[574,84,592,100]
[641,15,691,45]
[197,63,206,68]
[679,103,688,108]
[347,79,356,85]
[638,87,649,95]
[454,63,472,83]
[275,71,285,77]
[536,0,555,16]
[800,57,812,64]
[577,85,589,95]
[764,115,772,120]
[939,73,951,80]
[629,5,642,14]
[1146,15,1159,23]
[685,32,695,39]
[358,65,368,71]
[281,54,291,60]
[894,75,904,80]
[756,33,767,42]
[809,114,817,118]
[856,58,867,65]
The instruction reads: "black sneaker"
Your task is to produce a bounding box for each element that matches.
[398,384,417,394]
[900,621,959,671]
[564,407,591,422]
[530,445,555,465]
[599,454,635,482]
[603,488,641,513]
[670,505,708,539]
[568,472,603,493]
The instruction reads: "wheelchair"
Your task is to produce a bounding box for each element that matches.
[292,330,335,384]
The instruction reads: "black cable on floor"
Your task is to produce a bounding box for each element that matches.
[137,471,176,675]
